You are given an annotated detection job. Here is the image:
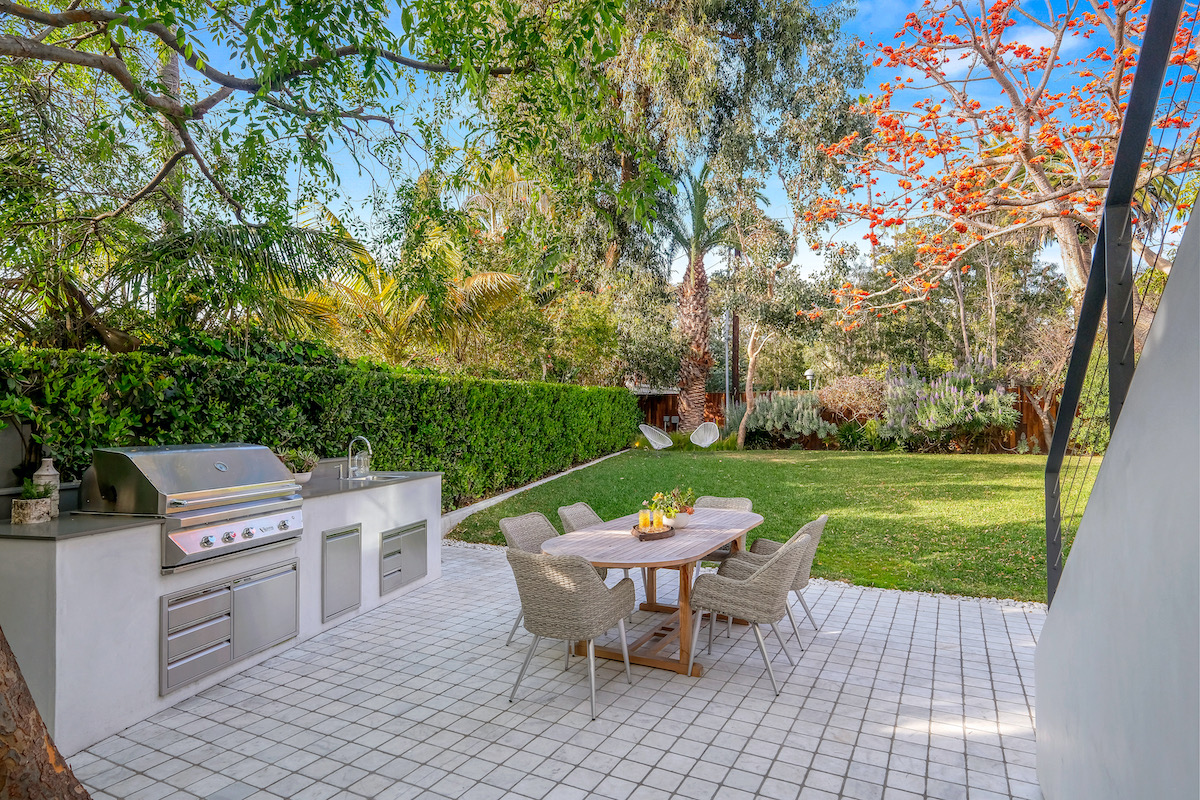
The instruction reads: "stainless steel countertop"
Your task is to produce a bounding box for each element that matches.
[0,471,441,541]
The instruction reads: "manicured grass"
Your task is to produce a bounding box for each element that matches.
[447,449,1076,602]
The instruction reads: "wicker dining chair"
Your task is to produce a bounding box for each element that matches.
[695,495,754,564]
[687,533,811,695]
[501,512,607,646]
[721,515,829,642]
[505,548,635,719]
[558,501,644,609]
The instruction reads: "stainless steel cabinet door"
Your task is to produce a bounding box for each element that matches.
[323,525,362,622]
[231,564,298,658]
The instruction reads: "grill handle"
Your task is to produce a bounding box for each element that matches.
[166,484,302,509]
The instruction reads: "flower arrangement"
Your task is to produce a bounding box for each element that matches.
[644,487,697,517]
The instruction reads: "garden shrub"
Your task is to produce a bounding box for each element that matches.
[818,375,885,422]
[882,364,1018,452]
[742,391,837,442]
[0,348,639,509]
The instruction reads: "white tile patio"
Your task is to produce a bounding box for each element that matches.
[69,543,1045,800]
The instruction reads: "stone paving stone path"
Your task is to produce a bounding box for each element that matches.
[71,544,1045,800]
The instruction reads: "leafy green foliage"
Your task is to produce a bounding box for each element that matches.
[882,365,1019,453]
[0,348,639,507]
[740,391,837,441]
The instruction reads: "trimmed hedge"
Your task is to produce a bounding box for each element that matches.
[0,349,640,508]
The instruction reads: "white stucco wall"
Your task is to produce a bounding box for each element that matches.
[1035,210,1199,799]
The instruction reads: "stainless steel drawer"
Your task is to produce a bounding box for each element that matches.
[167,615,231,661]
[381,551,404,578]
[380,522,428,595]
[164,641,232,691]
[166,587,231,631]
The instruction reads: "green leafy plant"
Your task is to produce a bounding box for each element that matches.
[276,449,320,474]
[882,364,1019,453]
[20,479,52,500]
[742,391,837,441]
[644,487,697,516]
[0,348,639,509]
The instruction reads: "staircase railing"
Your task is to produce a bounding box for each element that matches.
[1045,0,1197,604]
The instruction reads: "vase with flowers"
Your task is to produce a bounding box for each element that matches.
[644,487,697,529]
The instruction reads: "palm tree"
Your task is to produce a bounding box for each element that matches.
[662,163,735,431]
[315,203,521,365]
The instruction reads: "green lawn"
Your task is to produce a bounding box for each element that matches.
[446,450,1073,602]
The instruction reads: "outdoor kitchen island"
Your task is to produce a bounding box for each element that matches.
[0,459,442,758]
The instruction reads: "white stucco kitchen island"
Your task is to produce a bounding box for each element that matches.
[0,468,442,757]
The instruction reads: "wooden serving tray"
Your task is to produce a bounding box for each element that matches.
[632,525,675,541]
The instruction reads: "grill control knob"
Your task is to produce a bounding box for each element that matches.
[278,519,289,531]
[221,531,236,543]
[200,535,216,548]
[241,527,255,539]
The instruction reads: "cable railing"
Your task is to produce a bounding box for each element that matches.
[1045,0,1199,605]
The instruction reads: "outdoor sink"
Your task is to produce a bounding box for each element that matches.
[342,472,411,483]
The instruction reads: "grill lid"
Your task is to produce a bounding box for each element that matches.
[82,443,299,516]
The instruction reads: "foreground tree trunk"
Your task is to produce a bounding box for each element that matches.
[678,251,714,432]
[0,625,91,799]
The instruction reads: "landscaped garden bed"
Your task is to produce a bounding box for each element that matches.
[447,449,1087,602]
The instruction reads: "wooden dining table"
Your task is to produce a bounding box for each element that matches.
[541,508,764,676]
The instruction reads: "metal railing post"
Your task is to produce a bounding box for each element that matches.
[1106,205,1136,431]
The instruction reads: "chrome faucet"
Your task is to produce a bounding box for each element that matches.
[347,436,373,478]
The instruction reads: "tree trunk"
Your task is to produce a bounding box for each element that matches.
[1021,385,1055,453]
[730,313,740,405]
[0,625,91,799]
[736,323,761,449]
[677,252,713,431]
[1052,216,1090,303]
[948,265,973,364]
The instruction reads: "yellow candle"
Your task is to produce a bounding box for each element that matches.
[653,509,664,528]
[638,509,651,529]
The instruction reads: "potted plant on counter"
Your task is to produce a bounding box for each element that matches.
[646,487,697,529]
[11,479,55,525]
[277,449,320,484]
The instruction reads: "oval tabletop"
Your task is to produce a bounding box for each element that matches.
[541,508,765,569]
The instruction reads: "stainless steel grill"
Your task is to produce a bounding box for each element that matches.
[79,443,303,568]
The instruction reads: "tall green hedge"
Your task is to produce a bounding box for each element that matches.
[0,349,640,508]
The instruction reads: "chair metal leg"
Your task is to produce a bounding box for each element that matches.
[511,634,541,702]
[726,614,732,638]
[770,622,795,666]
[564,639,571,670]
[785,605,805,650]
[586,639,597,720]
[751,624,780,696]
[798,592,819,629]
[506,609,523,646]
[708,611,714,654]
[686,609,704,677]
[617,618,632,684]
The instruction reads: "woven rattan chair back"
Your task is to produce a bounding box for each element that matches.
[499,512,560,553]
[557,502,603,534]
[792,515,827,590]
[695,496,753,512]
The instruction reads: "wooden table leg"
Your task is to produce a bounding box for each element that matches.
[677,561,695,674]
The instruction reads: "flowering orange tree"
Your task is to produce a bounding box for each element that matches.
[809,0,1199,327]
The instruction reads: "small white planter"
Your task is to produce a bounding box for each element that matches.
[293,472,313,484]
[11,497,54,525]
[664,513,691,529]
